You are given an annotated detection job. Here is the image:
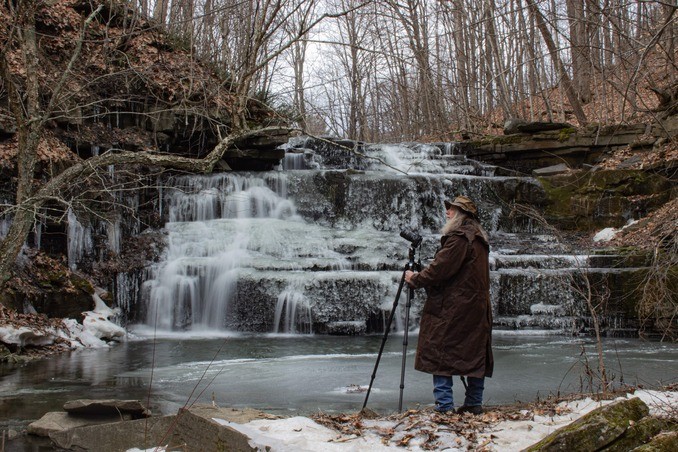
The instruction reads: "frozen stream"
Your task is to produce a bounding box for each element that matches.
[1,333,676,433]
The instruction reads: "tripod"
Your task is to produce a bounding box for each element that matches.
[362,243,420,413]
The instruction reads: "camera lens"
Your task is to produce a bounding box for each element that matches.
[400,229,422,247]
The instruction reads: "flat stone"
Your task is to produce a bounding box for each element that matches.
[233,127,293,149]
[27,411,132,437]
[63,399,151,418]
[617,155,642,169]
[517,121,573,133]
[532,163,570,176]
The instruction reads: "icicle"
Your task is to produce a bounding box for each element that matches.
[67,208,93,270]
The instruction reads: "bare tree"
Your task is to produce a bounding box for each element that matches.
[524,0,589,125]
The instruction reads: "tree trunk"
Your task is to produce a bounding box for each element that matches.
[526,0,588,125]
[566,0,592,103]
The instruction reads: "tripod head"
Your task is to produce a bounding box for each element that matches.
[407,245,421,271]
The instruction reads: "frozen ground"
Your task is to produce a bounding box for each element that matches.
[214,390,677,451]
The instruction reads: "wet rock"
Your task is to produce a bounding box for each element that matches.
[63,399,151,418]
[325,320,367,335]
[524,397,649,451]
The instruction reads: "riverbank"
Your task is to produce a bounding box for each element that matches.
[10,388,677,451]
[261,389,678,450]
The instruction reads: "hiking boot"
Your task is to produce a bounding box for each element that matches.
[456,405,483,415]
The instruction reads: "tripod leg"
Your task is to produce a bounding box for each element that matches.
[398,285,414,412]
[362,265,409,410]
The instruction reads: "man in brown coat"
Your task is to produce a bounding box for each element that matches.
[405,195,494,414]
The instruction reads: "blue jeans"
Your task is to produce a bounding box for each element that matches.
[432,375,485,411]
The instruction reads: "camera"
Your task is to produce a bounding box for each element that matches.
[400,229,422,248]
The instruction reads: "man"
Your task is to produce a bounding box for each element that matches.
[405,195,493,414]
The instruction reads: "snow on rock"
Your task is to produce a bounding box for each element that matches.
[0,324,58,347]
[593,227,618,242]
[216,416,409,452]
[1,291,126,350]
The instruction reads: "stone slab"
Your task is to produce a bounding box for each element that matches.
[27,411,132,437]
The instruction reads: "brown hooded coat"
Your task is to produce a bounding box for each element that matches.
[409,220,494,378]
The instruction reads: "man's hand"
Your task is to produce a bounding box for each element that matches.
[404,270,416,285]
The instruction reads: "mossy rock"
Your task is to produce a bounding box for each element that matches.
[538,170,672,231]
[631,430,678,451]
[471,134,526,146]
[524,397,649,451]
[600,417,671,451]
[558,127,577,142]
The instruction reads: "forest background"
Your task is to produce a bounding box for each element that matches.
[134,0,676,139]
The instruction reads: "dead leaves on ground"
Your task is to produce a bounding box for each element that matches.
[312,407,536,450]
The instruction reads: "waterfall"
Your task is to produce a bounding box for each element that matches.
[273,288,312,334]
[131,137,631,335]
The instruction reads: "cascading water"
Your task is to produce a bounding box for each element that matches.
[135,136,630,335]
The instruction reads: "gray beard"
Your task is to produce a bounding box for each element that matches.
[441,214,466,235]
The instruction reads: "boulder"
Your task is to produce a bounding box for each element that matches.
[524,397,649,451]
[599,417,667,451]
[504,118,528,135]
[630,430,678,451]
[172,405,280,452]
[48,415,177,451]
[63,399,151,418]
